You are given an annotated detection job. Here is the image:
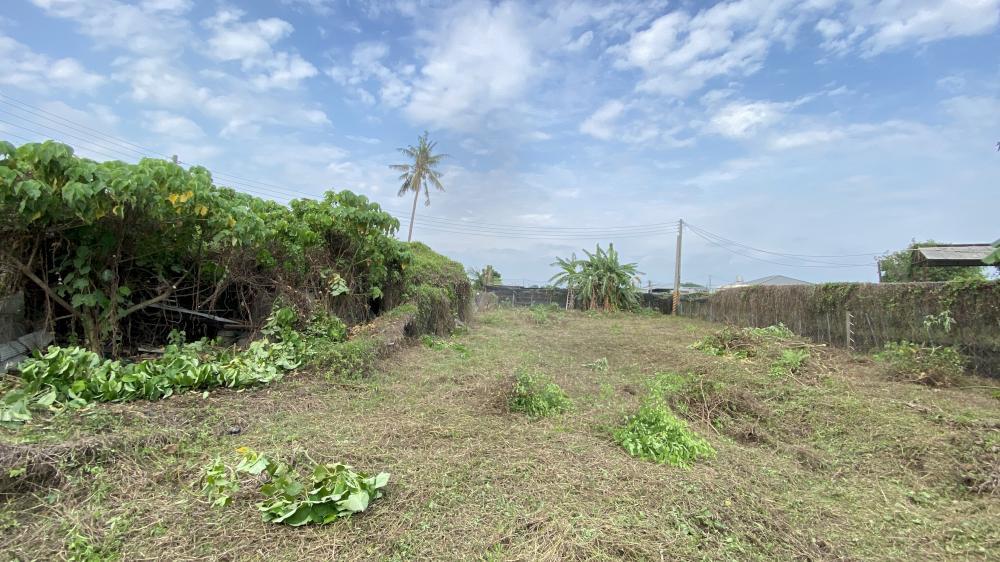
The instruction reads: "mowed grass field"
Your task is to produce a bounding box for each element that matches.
[1,308,998,561]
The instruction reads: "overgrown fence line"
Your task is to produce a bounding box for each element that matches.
[482,285,674,314]
[678,281,1000,376]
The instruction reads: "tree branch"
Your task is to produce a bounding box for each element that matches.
[118,272,188,318]
[3,251,79,319]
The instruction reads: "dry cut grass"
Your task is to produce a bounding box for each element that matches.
[1,307,998,561]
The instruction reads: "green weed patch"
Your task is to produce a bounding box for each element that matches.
[508,371,571,417]
[769,349,810,378]
[874,341,965,386]
[614,398,715,467]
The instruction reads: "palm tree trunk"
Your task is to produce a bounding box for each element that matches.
[406,185,420,242]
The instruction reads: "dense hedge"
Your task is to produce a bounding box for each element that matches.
[0,140,467,355]
[680,280,1000,376]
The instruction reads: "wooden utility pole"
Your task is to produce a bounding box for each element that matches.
[171,154,179,165]
[672,219,683,314]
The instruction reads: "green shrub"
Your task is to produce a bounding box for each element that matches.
[614,400,716,467]
[874,341,965,386]
[508,371,571,417]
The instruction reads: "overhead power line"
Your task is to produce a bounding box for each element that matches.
[685,223,884,259]
[685,225,875,268]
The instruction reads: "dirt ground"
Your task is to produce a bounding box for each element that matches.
[1,307,998,561]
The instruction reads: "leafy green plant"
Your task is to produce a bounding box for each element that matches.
[874,341,965,386]
[201,448,389,526]
[769,349,810,378]
[508,371,572,417]
[201,458,240,509]
[0,310,334,423]
[614,399,715,467]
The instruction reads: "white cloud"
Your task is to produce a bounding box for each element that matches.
[818,0,1000,56]
[707,100,790,138]
[682,157,765,186]
[815,17,844,40]
[30,0,192,55]
[565,30,594,52]
[114,57,210,107]
[768,120,926,150]
[202,9,317,90]
[404,2,538,129]
[203,10,293,64]
[580,100,626,140]
[142,110,204,139]
[610,0,803,97]
[327,41,412,107]
[0,33,104,94]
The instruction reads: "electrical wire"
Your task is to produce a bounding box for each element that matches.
[687,227,873,268]
[686,222,884,259]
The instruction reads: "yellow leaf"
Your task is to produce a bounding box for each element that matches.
[179,190,194,203]
[227,217,236,228]
[167,193,179,205]
[196,204,208,216]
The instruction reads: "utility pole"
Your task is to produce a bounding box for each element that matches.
[672,219,683,314]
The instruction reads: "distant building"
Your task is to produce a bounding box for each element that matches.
[719,275,812,290]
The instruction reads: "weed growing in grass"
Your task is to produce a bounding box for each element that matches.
[201,458,240,509]
[508,371,572,417]
[691,324,793,358]
[769,349,810,378]
[200,448,390,526]
[874,341,965,386]
[528,303,561,324]
[420,335,471,358]
[583,357,609,373]
[614,398,715,467]
[66,529,103,562]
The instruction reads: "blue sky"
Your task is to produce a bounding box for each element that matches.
[1,0,998,288]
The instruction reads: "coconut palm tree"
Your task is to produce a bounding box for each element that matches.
[389,132,447,242]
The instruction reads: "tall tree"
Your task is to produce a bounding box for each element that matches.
[390,132,447,242]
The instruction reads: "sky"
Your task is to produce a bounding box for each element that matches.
[1,0,998,289]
